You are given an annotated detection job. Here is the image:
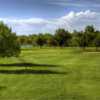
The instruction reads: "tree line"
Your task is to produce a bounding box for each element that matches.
[0,21,100,57]
[17,25,100,49]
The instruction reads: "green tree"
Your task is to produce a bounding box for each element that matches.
[0,22,20,57]
[18,35,29,46]
[55,28,71,47]
[36,34,46,47]
[94,31,100,51]
[71,31,84,47]
[47,37,58,47]
[84,25,97,47]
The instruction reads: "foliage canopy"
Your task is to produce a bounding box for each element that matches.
[0,22,20,57]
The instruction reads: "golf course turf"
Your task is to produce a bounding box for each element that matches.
[0,48,99,100]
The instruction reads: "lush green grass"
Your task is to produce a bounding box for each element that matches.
[0,47,100,100]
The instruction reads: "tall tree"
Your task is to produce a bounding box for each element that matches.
[84,25,97,47]
[0,22,20,57]
[94,31,100,51]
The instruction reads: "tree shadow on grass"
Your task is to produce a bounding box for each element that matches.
[0,69,66,75]
[0,63,59,67]
[0,86,6,91]
[0,62,66,75]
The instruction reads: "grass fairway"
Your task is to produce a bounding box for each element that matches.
[0,48,100,100]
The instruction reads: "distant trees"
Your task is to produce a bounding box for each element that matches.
[55,29,71,47]
[17,35,28,46]
[84,25,97,47]
[16,25,100,50]
[44,34,58,46]
[36,34,46,47]
[94,31,100,51]
[70,31,84,47]
[1,21,100,57]
[47,37,58,47]
[0,22,20,57]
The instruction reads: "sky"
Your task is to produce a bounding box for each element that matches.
[0,0,100,35]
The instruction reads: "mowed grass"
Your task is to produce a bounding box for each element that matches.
[0,48,100,100]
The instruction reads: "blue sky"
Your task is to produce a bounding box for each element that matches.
[0,0,100,35]
[0,0,100,18]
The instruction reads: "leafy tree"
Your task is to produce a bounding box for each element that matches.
[84,25,97,47]
[85,25,95,33]
[47,37,58,47]
[71,31,84,47]
[42,34,57,46]
[28,34,38,46]
[94,32,100,51]
[55,28,71,47]
[17,35,29,46]
[0,22,20,57]
[36,34,46,47]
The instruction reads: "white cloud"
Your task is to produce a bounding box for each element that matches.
[0,10,100,35]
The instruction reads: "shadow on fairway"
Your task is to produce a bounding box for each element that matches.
[0,86,6,90]
[0,63,59,67]
[0,69,66,75]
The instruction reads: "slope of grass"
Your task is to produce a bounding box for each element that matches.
[0,48,99,100]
